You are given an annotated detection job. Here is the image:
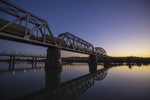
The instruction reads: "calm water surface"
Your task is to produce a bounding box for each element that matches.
[0,61,150,100]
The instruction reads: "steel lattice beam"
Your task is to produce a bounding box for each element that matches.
[0,0,56,45]
[94,47,107,56]
[57,32,94,53]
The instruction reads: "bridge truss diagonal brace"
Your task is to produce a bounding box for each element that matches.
[0,0,57,45]
[57,32,94,53]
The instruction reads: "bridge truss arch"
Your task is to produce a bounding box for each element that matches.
[57,32,94,53]
[94,47,107,56]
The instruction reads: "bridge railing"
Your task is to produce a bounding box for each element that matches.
[0,0,56,45]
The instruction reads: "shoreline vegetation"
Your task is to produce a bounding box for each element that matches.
[0,56,150,64]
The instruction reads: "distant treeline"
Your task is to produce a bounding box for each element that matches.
[1,56,150,64]
[108,56,150,64]
[62,57,88,63]
[62,56,150,64]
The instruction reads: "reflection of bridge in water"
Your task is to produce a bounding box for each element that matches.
[14,66,108,100]
[0,0,108,68]
[0,62,142,99]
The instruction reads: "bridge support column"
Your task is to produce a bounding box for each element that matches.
[103,57,109,68]
[45,47,62,69]
[89,55,97,73]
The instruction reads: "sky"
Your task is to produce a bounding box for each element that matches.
[0,0,150,57]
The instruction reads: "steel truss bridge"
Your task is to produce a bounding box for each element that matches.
[0,51,46,58]
[0,0,107,56]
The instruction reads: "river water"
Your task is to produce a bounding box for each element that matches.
[0,61,150,100]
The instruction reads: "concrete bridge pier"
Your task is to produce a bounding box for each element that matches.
[89,55,97,73]
[103,57,109,68]
[45,47,62,69]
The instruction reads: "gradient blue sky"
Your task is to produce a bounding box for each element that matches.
[0,0,150,57]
